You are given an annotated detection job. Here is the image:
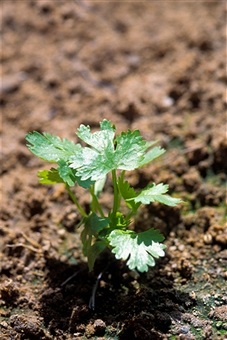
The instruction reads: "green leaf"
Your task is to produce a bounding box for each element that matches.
[70,120,164,181]
[77,177,95,189]
[26,131,81,163]
[81,213,109,259]
[87,240,107,271]
[76,119,115,151]
[38,164,93,188]
[57,160,94,188]
[114,130,147,170]
[108,229,166,272]
[138,146,165,167]
[84,212,109,236]
[57,160,77,187]
[118,173,140,211]
[38,168,63,184]
[94,176,106,196]
[70,120,116,181]
[134,183,182,206]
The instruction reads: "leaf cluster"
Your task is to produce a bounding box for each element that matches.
[26,119,181,272]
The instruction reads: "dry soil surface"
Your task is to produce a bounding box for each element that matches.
[1,1,226,339]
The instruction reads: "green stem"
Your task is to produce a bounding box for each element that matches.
[125,209,136,222]
[112,169,120,218]
[90,186,105,218]
[65,185,87,217]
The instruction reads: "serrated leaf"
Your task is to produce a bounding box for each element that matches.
[134,183,182,206]
[26,131,81,163]
[57,160,77,186]
[70,146,114,181]
[38,164,93,188]
[77,177,95,189]
[108,229,166,272]
[70,120,116,181]
[77,119,115,151]
[138,146,165,167]
[70,120,164,181]
[114,130,147,170]
[118,173,140,211]
[38,168,63,184]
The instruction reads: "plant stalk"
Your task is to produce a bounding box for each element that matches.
[90,186,105,218]
[65,185,87,217]
[111,169,120,218]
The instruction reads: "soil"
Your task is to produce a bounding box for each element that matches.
[1,1,226,339]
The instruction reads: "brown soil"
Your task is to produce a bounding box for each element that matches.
[1,1,226,339]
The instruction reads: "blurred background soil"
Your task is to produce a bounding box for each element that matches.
[0,1,226,339]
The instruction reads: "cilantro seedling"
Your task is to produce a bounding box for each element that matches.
[26,119,181,272]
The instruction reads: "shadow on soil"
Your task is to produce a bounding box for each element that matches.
[39,252,195,339]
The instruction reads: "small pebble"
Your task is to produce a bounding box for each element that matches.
[178,244,185,251]
[93,319,106,335]
[180,325,190,334]
[203,233,213,244]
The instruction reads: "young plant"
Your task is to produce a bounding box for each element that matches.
[26,119,181,272]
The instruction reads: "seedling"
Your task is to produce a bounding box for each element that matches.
[26,119,181,272]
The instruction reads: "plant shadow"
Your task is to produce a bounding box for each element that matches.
[39,251,195,338]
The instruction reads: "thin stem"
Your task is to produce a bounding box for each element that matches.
[111,169,120,218]
[65,185,87,217]
[125,209,136,222]
[90,186,105,218]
